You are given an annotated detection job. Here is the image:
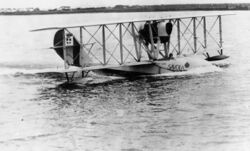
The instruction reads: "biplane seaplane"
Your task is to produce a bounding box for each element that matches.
[32,13,231,82]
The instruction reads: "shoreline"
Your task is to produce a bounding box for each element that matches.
[1,3,250,16]
[0,9,247,16]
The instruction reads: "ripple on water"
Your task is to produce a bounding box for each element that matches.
[1,56,250,150]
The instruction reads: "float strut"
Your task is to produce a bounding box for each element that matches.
[82,71,85,78]
[65,73,69,82]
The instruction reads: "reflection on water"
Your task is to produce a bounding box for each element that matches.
[1,11,250,151]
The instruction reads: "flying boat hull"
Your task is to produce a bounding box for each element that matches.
[94,55,213,76]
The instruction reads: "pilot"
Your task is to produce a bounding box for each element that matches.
[168,53,174,60]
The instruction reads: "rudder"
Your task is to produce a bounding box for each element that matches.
[53,29,92,68]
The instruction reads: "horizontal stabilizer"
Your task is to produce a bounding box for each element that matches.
[49,45,76,49]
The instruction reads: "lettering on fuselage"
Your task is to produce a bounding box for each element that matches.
[157,62,190,72]
[167,64,186,72]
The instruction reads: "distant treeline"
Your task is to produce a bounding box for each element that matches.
[1,3,250,15]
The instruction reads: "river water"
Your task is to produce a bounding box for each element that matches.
[0,11,250,151]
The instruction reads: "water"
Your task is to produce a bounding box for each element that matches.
[1,11,250,151]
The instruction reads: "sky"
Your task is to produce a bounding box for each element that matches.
[1,0,250,9]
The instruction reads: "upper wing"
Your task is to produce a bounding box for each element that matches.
[31,13,234,32]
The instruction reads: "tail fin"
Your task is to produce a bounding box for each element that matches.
[53,29,92,68]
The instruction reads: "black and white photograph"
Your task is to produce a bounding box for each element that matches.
[0,0,250,150]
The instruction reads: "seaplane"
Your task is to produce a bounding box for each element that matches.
[32,13,232,82]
